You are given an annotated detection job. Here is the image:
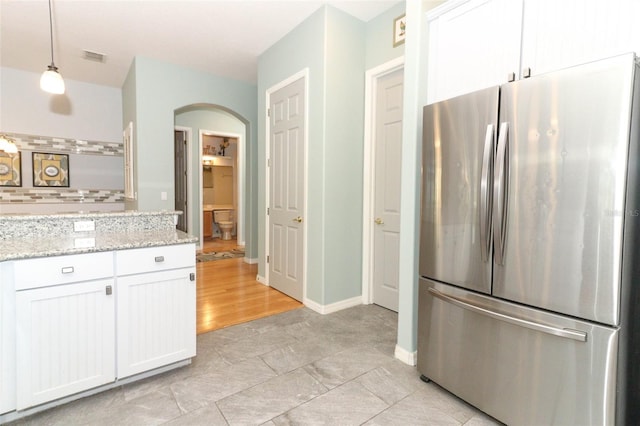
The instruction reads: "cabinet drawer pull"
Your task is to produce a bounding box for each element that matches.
[61,266,74,274]
[154,256,165,263]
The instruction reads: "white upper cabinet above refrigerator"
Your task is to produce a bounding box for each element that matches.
[520,0,640,78]
[426,0,523,103]
[427,0,640,103]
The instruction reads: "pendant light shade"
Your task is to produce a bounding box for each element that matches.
[40,65,65,94]
[41,0,65,94]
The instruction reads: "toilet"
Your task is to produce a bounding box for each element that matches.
[213,210,234,240]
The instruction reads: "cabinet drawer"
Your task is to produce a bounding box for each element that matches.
[116,244,195,276]
[14,252,114,290]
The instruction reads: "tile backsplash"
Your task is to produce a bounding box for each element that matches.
[0,131,124,211]
[4,132,123,156]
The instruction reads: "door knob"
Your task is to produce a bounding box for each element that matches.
[293,216,303,223]
[375,218,384,225]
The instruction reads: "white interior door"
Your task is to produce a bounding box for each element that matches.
[373,68,404,312]
[269,76,305,301]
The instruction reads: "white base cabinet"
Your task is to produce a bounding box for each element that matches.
[116,270,195,378]
[16,279,116,410]
[0,262,16,414]
[116,245,196,379]
[4,243,196,414]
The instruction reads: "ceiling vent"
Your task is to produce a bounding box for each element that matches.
[83,50,106,63]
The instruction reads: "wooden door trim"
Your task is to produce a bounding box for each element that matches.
[264,69,309,303]
[362,57,404,305]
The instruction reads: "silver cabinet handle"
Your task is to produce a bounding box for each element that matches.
[61,266,74,274]
[428,288,587,342]
[479,124,494,263]
[154,256,165,263]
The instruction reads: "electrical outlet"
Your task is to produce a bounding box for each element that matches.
[73,220,95,232]
[74,237,96,248]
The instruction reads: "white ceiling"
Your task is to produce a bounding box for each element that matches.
[0,0,401,88]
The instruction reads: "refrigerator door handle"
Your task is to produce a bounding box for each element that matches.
[493,122,510,265]
[479,124,494,262]
[428,288,588,342]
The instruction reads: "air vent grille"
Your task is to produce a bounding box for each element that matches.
[83,50,106,63]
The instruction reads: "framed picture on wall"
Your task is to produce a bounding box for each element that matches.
[0,151,21,187]
[393,14,406,47]
[32,152,69,187]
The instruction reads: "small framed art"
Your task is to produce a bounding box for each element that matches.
[32,152,69,187]
[0,151,21,187]
[393,14,406,47]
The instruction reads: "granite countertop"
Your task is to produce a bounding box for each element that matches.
[0,230,198,262]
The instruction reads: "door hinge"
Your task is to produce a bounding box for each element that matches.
[267,207,269,215]
[190,272,195,281]
[267,255,270,263]
[267,158,271,167]
[267,108,271,117]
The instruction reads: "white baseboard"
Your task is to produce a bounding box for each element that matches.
[303,295,362,315]
[256,274,267,286]
[394,344,417,366]
[244,257,258,264]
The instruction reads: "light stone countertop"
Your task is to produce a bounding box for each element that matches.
[0,229,198,261]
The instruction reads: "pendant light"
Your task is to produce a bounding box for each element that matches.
[40,0,65,94]
[0,135,18,154]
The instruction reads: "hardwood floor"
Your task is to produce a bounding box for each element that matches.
[196,238,302,334]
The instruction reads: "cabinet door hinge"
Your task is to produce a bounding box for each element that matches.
[106,285,113,295]
[190,272,195,281]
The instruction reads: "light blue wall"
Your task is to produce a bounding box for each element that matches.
[323,7,366,304]
[175,108,246,240]
[396,1,438,359]
[257,7,326,302]
[365,2,406,69]
[122,56,258,257]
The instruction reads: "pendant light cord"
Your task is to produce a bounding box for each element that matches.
[47,0,55,67]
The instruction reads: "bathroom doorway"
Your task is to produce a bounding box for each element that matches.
[199,131,243,249]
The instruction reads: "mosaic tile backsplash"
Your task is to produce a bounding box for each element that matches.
[0,131,124,205]
[0,188,123,203]
[3,132,123,156]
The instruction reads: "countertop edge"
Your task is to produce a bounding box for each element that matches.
[0,232,198,262]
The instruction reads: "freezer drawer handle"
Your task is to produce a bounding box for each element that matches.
[428,288,587,342]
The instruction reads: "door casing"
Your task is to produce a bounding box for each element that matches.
[362,57,405,305]
[264,69,309,303]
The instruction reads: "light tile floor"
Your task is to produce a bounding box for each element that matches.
[12,305,502,426]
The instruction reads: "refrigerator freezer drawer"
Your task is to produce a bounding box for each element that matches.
[417,278,618,426]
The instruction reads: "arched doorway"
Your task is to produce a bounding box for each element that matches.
[173,104,248,251]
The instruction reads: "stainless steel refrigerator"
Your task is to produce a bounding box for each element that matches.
[418,53,640,425]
